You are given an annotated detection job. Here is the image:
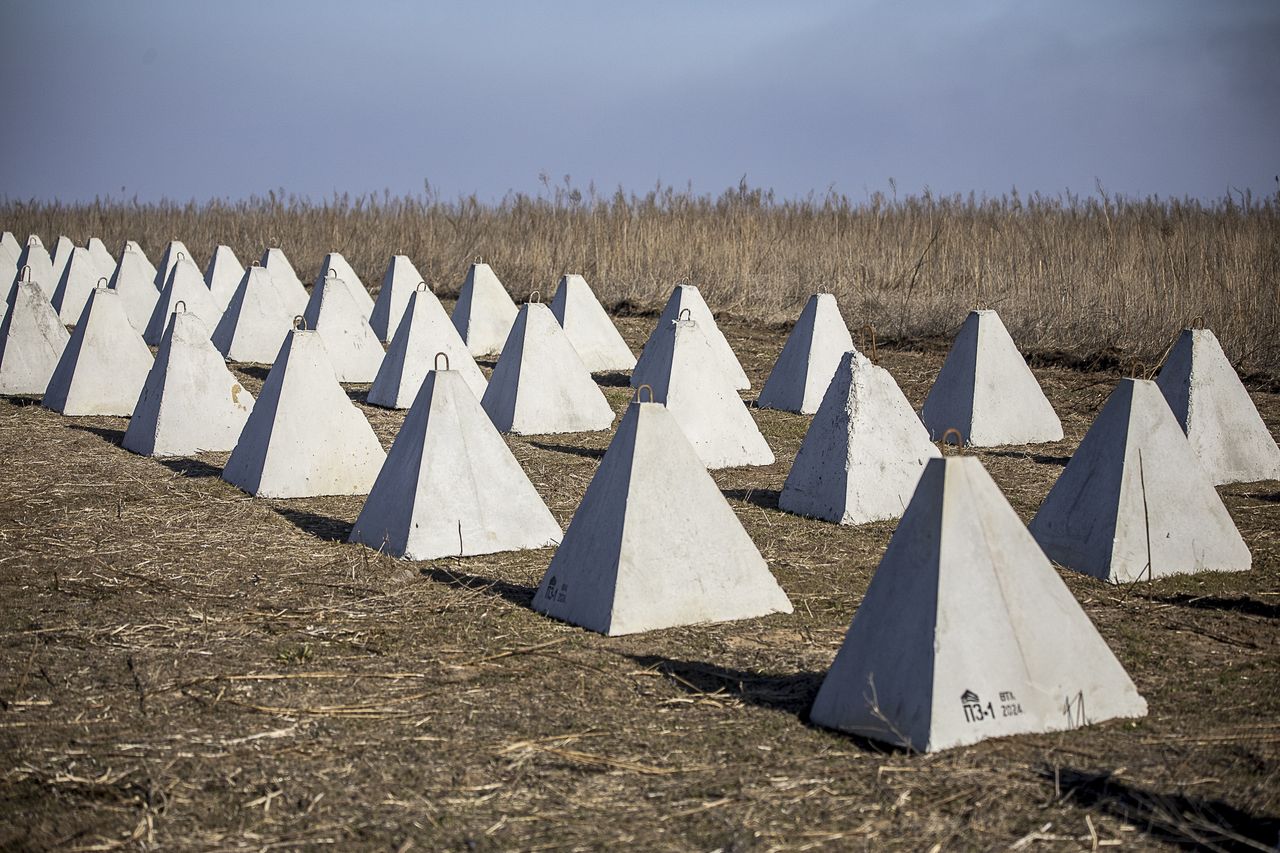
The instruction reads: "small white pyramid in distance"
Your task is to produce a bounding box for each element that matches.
[1029,378,1251,583]
[637,315,773,468]
[781,349,941,525]
[921,309,1063,446]
[1156,327,1280,485]
[204,245,245,310]
[259,247,311,315]
[221,329,386,498]
[51,247,105,324]
[0,280,70,396]
[154,240,194,290]
[109,244,162,332]
[757,294,855,414]
[316,253,375,315]
[302,277,385,383]
[144,256,224,346]
[7,237,56,306]
[50,236,74,285]
[43,286,153,416]
[86,237,116,280]
[0,232,20,268]
[123,309,254,456]
[350,367,562,559]
[368,254,424,343]
[533,396,793,635]
[633,284,749,390]
[481,301,615,435]
[212,267,293,364]
[549,274,636,373]
[450,260,518,357]
[810,455,1148,752]
[367,285,487,408]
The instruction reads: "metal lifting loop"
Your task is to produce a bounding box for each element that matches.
[941,428,964,454]
[174,300,186,313]
[529,290,540,304]
[473,255,483,264]
[1189,315,1204,330]
[97,277,109,289]
[434,351,450,371]
[416,281,428,292]
[176,251,185,261]
[678,308,692,321]
[27,236,37,246]
[1129,359,1147,380]
[293,315,306,330]
[252,260,260,267]
[634,384,654,404]
[19,265,30,282]
[326,268,337,280]
[860,324,878,363]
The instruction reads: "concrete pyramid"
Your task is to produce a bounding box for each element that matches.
[302,277,385,383]
[0,232,19,268]
[221,329,386,498]
[921,309,1063,446]
[108,245,161,332]
[1029,378,1251,583]
[204,245,245,310]
[123,309,255,456]
[49,236,74,285]
[259,247,311,314]
[368,254,424,343]
[7,237,56,305]
[367,286,487,408]
[212,267,294,364]
[154,240,194,290]
[533,397,793,635]
[43,287,153,416]
[143,256,223,346]
[549,274,636,373]
[51,247,104,324]
[1155,328,1280,485]
[810,455,1148,752]
[315,253,375,316]
[633,285,749,390]
[781,349,941,525]
[0,281,70,396]
[350,367,562,559]
[757,293,855,414]
[636,315,773,468]
[481,302,615,434]
[450,261,518,357]
[86,237,116,279]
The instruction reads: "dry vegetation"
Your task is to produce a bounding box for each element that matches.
[4,180,1279,377]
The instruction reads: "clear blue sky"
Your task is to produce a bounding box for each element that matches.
[1,0,1276,203]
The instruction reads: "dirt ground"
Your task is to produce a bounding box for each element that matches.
[1,311,1278,852]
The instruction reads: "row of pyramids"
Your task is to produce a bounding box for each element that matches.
[3,230,1277,753]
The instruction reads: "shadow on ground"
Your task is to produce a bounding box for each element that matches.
[529,441,607,460]
[68,424,125,445]
[1144,593,1280,620]
[273,506,352,541]
[982,449,1072,467]
[721,488,781,510]
[421,566,536,608]
[157,457,223,479]
[593,371,632,388]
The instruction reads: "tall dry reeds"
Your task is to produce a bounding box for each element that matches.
[5,179,1278,375]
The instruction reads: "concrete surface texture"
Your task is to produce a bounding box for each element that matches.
[123,309,255,457]
[42,287,153,416]
[1029,378,1252,583]
[780,349,941,525]
[450,261,519,357]
[49,236,74,285]
[51,248,104,325]
[108,247,162,333]
[221,329,386,498]
[533,399,793,636]
[301,278,386,383]
[258,248,311,315]
[632,284,749,391]
[0,232,19,271]
[211,267,294,365]
[0,280,70,396]
[637,316,773,469]
[1156,328,1280,485]
[315,253,375,316]
[368,255,425,344]
[481,302,616,435]
[757,293,855,414]
[810,455,1149,752]
[367,287,487,409]
[86,237,116,280]
[920,309,1063,446]
[143,257,224,346]
[549,273,636,373]
[204,245,246,310]
[350,368,563,560]
[153,240,194,291]
[4,239,57,323]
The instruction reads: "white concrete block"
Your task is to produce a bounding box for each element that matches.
[367,285,487,408]
[757,293,854,414]
[450,261,518,357]
[315,253,375,315]
[203,245,245,310]
[154,240,194,291]
[301,277,386,383]
[108,245,162,333]
[259,247,311,315]
[50,248,105,324]
[211,267,294,365]
[0,280,69,396]
[86,237,117,280]
[43,287,153,416]
[143,257,224,346]
[368,254,424,344]
[549,274,636,372]
[633,284,749,390]
[49,236,74,285]
[5,238,56,320]
[811,455,1148,752]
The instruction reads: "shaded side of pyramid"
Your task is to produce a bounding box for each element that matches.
[123,310,255,456]
[450,262,518,357]
[204,245,246,310]
[144,258,224,345]
[369,255,424,343]
[367,288,487,408]
[51,247,105,324]
[757,293,854,414]
[1156,328,1280,485]
[222,330,386,498]
[811,456,1147,752]
[43,288,153,416]
[109,249,162,332]
[549,274,636,372]
[781,350,940,524]
[0,281,70,395]
[633,284,749,390]
[534,400,792,635]
[50,236,74,284]
[259,248,311,315]
[302,278,386,383]
[1029,379,1251,583]
[351,369,562,559]
[212,267,294,364]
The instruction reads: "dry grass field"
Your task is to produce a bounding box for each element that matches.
[1,194,1278,850]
